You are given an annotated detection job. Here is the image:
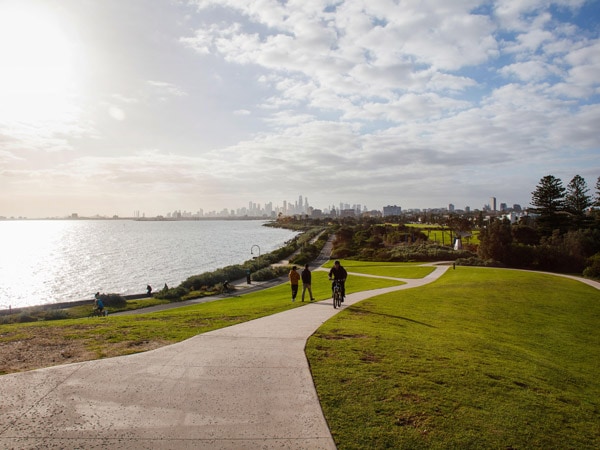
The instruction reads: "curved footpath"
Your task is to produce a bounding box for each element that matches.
[2,264,598,449]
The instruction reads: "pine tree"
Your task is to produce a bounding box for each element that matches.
[531,175,565,215]
[564,175,592,217]
[530,175,566,234]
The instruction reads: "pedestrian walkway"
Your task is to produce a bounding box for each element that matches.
[0,264,450,449]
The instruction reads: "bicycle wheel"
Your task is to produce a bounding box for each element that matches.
[333,291,341,309]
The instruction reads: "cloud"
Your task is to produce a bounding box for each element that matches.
[0,0,598,217]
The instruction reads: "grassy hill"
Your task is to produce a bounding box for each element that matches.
[307,265,600,449]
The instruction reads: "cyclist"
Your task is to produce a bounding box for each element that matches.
[328,260,348,301]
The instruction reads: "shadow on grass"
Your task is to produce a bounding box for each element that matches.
[346,305,436,328]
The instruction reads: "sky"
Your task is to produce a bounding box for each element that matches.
[0,0,599,218]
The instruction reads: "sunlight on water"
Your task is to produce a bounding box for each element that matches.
[0,220,298,308]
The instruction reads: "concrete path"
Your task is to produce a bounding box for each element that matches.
[0,265,449,449]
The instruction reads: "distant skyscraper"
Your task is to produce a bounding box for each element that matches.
[490,197,497,211]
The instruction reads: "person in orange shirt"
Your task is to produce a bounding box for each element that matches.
[288,266,300,302]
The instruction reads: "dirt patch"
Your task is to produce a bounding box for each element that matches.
[0,330,170,375]
[0,334,97,374]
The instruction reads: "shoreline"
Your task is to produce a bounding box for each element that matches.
[0,293,150,317]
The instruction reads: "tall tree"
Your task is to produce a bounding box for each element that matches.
[478,218,512,263]
[530,175,566,234]
[564,175,592,217]
[596,176,600,207]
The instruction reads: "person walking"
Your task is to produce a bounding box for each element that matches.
[328,260,348,301]
[288,266,300,302]
[301,264,316,302]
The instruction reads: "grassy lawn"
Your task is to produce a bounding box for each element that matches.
[0,271,403,373]
[406,223,481,245]
[306,267,600,449]
[322,259,436,279]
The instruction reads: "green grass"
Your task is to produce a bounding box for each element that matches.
[406,224,481,245]
[321,259,435,279]
[306,267,600,449]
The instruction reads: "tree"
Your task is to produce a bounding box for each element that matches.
[564,175,592,216]
[530,175,566,234]
[596,176,600,207]
[478,218,512,263]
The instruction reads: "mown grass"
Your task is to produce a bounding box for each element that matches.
[407,223,481,245]
[324,259,436,279]
[0,271,403,370]
[306,267,600,449]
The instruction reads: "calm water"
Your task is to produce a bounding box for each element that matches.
[0,220,299,309]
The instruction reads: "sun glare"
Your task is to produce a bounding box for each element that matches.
[0,4,79,123]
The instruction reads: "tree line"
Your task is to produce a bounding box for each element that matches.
[479,174,599,276]
[288,174,600,278]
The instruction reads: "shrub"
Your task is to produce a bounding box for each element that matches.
[583,252,600,279]
[156,286,188,301]
[455,257,504,267]
[252,265,290,281]
[98,293,126,308]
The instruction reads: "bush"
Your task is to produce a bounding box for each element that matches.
[156,286,188,301]
[455,257,504,267]
[583,252,600,279]
[98,293,126,308]
[252,265,290,281]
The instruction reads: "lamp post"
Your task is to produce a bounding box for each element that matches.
[249,245,261,284]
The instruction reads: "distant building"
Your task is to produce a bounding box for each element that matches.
[383,205,402,217]
[490,197,497,211]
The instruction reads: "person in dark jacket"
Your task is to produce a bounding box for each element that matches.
[301,264,315,302]
[328,260,348,300]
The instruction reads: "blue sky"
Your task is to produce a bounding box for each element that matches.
[0,0,598,217]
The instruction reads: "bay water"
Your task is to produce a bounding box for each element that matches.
[0,220,299,309]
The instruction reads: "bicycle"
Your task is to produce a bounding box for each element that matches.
[90,308,108,317]
[331,279,343,309]
[221,281,235,295]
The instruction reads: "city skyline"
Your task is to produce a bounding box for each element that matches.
[1,1,598,218]
[12,193,522,220]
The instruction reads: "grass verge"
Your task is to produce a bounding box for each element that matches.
[306,267,600,449]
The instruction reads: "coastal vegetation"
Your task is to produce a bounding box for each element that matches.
[314,173,600,278]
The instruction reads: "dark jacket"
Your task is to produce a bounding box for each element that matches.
[301,268,311,284]
[329,265,347,280]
